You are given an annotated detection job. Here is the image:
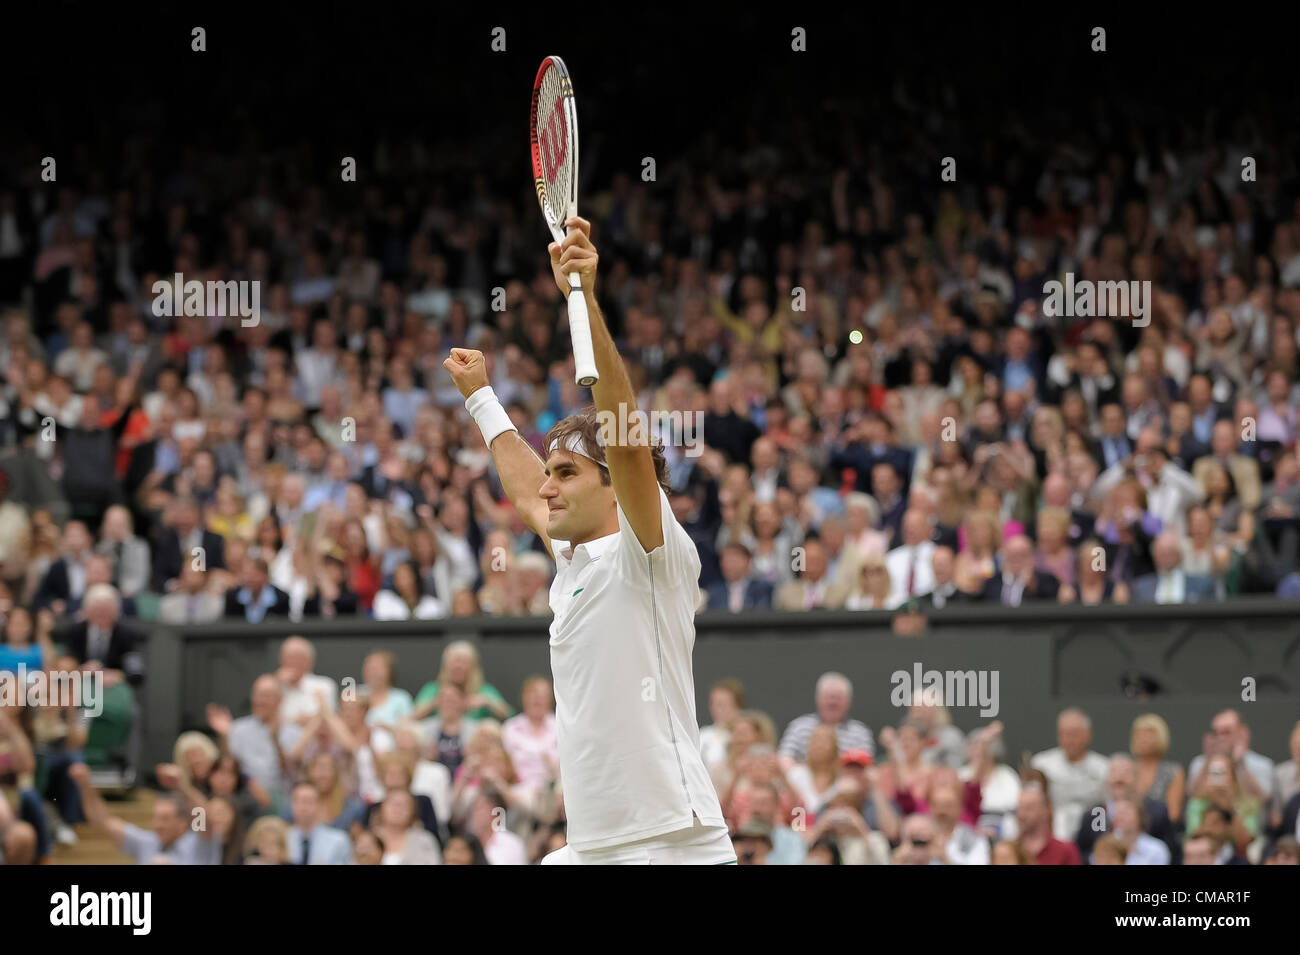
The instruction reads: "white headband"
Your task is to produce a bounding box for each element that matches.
[548,432,608,469]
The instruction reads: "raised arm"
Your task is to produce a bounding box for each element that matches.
[444,349,556,560]
[550,217,663,553]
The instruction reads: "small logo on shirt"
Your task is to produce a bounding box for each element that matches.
[571,588,584,597]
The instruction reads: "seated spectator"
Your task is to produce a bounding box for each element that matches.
[158,563,224,625]
[959,722,1020,840]
[351,827,384,865]
[94,505,150,599]
[884,510,936,608]
[1272,721,1300,829]
[929,779,990,865]
[697,678,744,774]
[152,497,226,593]
[1076,754,1175,863]
[977,534,1061,605]
[57,584,143,687]
[1071,537,1130,604]
[990,840,1036,865]
[0,605,52,674]
[841,554,892,610]
[441,831,489,865]
[1015,782,1081,865]
[1130,713,1186,825]
[286,780,353,864]
[1132,532,1216,604]
[413,640,511,722]
[305,752,365,830]
[778,672,874,771]
[892,813,943,865]
[371,787,441,864]
[361,650,413,732]
[1185,756,1261,856]
[391,721,452,832]
[501,676,559,794]
[704,542,773,612]
[223,557,291,622]
[277,635,339,728]
[207,676,291,813]
[784,726,840,820]
[1031,707,1108,841]
[1187,709,1275,804]
[468,789,528,865]
[243,815,291,865]
[373,561,445,620]
[32,519,94,615]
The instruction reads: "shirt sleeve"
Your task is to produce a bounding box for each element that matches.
[120,823,153,862]
[614,485,701,589]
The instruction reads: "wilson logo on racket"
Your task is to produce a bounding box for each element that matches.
[538,97,568,181]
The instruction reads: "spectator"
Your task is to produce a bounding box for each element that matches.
[360,651,413,733]
[1130,713,1186,825]
[884,510,936,608]
[501,676,558,794]
[69,762,217,864]
[1187,709,1275,805]
[1031,708,1109,841]
[286,781,353,865]
[373,560,445,621]
[413,640,511,722]
[977,534,1061,605]
[778,672,874,769]
[1132,532,1216,604]
[697,679,744,774]
[704,542,773,612]
[371,787,441,865]
[158,563,224,624]
[1015,783,1081,866]
[223,557,291,622]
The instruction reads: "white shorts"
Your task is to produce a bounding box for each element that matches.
[541,818,736,865]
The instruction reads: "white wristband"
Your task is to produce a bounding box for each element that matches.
[465,386,517,448]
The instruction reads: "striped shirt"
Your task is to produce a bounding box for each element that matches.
[779,715,875,762]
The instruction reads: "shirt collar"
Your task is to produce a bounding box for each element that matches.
[560,531,619,566]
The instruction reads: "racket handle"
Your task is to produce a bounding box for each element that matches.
[567,271,599,387]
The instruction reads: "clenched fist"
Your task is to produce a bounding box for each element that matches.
[443,348,490,399]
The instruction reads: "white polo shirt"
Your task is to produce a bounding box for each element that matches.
[548,484,725,851]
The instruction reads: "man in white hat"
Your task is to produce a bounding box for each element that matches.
[442,215,731,864]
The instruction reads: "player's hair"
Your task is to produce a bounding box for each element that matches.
[545,406,672,495]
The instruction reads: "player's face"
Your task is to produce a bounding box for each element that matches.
[540,451,613,541]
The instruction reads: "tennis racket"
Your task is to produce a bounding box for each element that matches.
[530,55,598,388]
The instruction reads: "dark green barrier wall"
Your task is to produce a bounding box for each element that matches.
[142,599,1300,773]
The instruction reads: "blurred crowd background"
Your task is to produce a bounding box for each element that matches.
[1,7,1298,865]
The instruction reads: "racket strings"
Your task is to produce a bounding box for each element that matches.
[535,66,573,229]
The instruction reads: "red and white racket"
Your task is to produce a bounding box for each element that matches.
[530,55,598,387]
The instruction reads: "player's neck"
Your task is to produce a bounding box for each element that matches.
[564,513,621,551]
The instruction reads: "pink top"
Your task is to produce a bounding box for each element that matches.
[501,712,558,788]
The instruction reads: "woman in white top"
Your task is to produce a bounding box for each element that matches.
[373,561,445,620]
[391,720,452,833]
[697,680,744,774]
[785,724,843,821]
[958,721,1020,840]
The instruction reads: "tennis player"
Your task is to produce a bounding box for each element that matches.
[443,216,733,864]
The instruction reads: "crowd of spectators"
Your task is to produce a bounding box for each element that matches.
[6,637,1299,865]
[2,66,1300,863]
